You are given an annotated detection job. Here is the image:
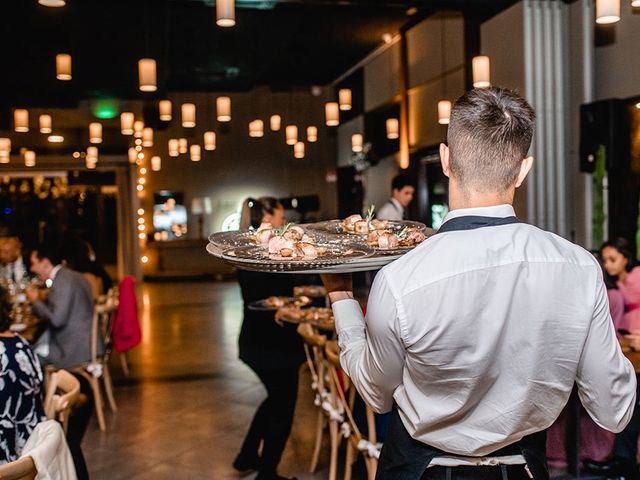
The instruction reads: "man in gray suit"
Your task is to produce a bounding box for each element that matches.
[26,245,102,369]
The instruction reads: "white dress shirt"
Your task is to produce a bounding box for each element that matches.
[377,198,404,221]
[332,204,636,457]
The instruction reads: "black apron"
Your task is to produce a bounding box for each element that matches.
[375,214,549,480]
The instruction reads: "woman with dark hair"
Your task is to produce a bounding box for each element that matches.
[233,197,304,480]
[0,287,46,464]
[601,237,640,332]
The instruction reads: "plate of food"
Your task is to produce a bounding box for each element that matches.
[275,306,335,331]
[293,285,327,298]
[248,295,311,311]
[304,207,428,237]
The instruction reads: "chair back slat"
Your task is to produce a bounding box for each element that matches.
[0,456,36,480]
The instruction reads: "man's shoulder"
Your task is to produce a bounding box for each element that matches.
[382,221,598,290]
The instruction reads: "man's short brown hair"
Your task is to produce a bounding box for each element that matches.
[447,87,535,195]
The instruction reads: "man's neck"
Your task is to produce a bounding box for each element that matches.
[448,180,514,211]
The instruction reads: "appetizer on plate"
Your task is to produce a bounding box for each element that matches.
[367,226,427,250]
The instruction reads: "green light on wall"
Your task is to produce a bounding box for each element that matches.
[92,99,119,119]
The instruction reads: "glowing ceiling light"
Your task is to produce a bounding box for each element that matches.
[386,118,399,139]
[56,53,72,80]
[472,56,491,88]
[216,0,235,27]
[39,114,52,134]
[138,58,157,92]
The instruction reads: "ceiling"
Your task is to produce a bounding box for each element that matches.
[1,0,518,111]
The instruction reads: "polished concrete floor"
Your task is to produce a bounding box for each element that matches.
[82,281,337,479]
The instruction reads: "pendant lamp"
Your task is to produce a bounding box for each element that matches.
[168,139,179,157]
[386,118,399,139]
[14,109,29,132]
[293,142,305,159]
[249,120,264,138]
[307,126,318,143]
[472,56,491,88]
[159,100,172,121]
[39,0,66,6]
[178,138,188,154]
[285,125,298,145]
[216,97,231,122]
[142,128,154,147]
[204,132,217,151]
[270,115,281,131]
[339,89,352,111]
[24,150,36,167]
[190,144,201,162]
[151,156,161,171]
[89,122,102,143]
[39,115,52,134]
[128,147,137,164]
[352,134,364,153]
[121,112,134,135]
[438,101,452,125]
[596,0,621,23]
[182,103,196,128]
[56,54,72,80]
[138,58,157,92]
[325,102,339,126]
[133,120,144,138]
[216,0,235,27]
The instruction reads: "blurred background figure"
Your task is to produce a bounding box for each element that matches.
[376,174,416,221]
[0,237,28,284]
[60,236,113,301]
[0,286,46,464]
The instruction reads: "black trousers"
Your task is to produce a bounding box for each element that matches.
[239,361,301,475]
[376,409,547,480]
[67,373,93,480]
[614,376,640,462]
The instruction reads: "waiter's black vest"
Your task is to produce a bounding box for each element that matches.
[375,215,549,480]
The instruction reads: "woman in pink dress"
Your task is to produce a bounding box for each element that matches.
[602,237,640,332]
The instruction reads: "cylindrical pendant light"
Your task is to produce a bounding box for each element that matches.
[438,101,452,125]
[138,58,157,92]
[178,138,188,154]
[216,96,231,122]
[56,53,72,80]
[142,127,154,147]
[86,157,97,169]
[89,122,102,143]
[352,134,364,153]
[325,102,339,126]
[596,0,621,23]
[128,147,137,164]
[293,142,305,159]
[204,131,217,151]
[307,126,318,143]
[168,139,179,157]
[182,103,196,128]
[24,150,36,167]
[386,118,399,139]
[121,112,134,135]
[216,0,236,27]
[159,100,172,121]
[14,109,29,132]
[151,156,161,171]
[87,146,98,161]
[249,120,264,138]
[472,56,491,88]
[39,114,52,134]
[339,89,352,111]
[0,139,11,164]
[285,125,298,145]
[133,120,144,138]
[0,138,11,153]
[270,115,281,131]
[39,0,66,6]
[190,144,201,162]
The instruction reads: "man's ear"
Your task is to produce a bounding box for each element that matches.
[515,156,534,188]
[440,143,450,178]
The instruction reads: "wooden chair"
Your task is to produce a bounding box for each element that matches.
[70,292,119,431]
[0,456,36,480]
[296,322,332,475]
[324,340,379,480]
[43,369,81,434]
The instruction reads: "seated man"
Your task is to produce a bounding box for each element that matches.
[25,245,102,369]
[25,244,98,480]
[0,237,28,283]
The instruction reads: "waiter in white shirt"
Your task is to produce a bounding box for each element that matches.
[322,87,636,480]
[376,174,416,221]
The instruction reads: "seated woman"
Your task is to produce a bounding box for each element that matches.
[0,287,46,464]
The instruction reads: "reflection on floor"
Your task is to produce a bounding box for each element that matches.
[83,281,336,479]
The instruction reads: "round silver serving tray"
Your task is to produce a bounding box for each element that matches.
[303,219,428,236]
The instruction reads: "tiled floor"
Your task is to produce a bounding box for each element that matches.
[83,281,339,479]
